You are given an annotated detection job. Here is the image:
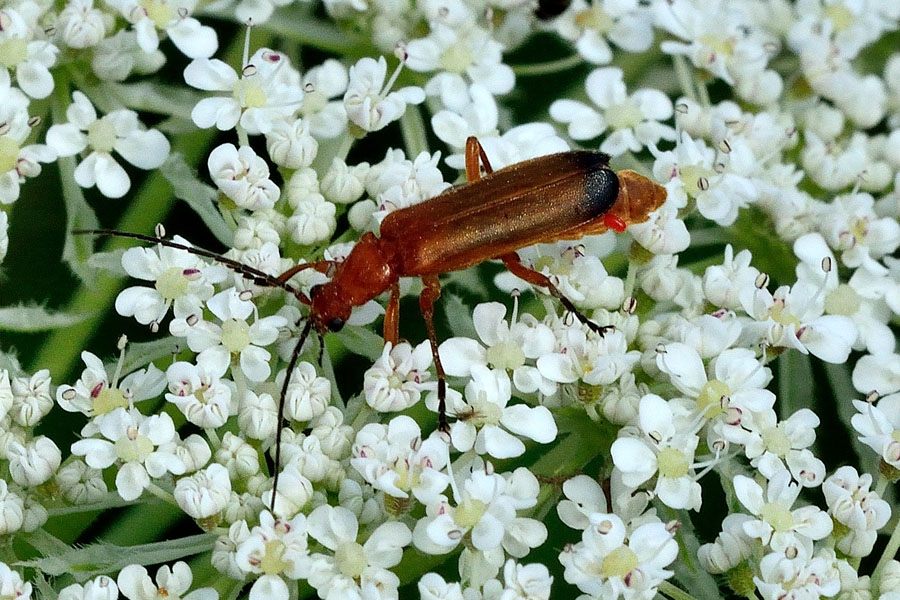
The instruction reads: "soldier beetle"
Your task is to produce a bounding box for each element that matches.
[78,136,667,509]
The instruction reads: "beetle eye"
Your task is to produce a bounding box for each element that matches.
[327,317,345,331]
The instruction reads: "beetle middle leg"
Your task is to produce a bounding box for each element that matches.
[419,274,449,433]
[500,252,614,337]
[465,136,494,181]
[384,282,401,345]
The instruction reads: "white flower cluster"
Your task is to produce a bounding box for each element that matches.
[4,0,900,598]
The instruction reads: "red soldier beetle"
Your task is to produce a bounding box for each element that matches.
[78,136,667,510]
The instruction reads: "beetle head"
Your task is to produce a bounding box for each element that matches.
[608,170,667,227]
[309,283,352,333]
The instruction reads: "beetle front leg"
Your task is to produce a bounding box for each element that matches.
[500,253,614,337]
[419,274,449,433]
[465,136,494,182]
[384,282,401,346]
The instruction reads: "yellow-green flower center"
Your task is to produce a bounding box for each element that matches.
[334,542,367,579]
[469,397,503,427]
[0,38,28,68]
[697,379,730,417]
[440,43,473,74]
[574,5,613,33]
[87,118,118,153]
[485,341,526,371]
[221,318,251,353]
[115,427,154,462]
[760,502,794,532]
[600,546,639,579]
[94,388,128,416]
[0,137,20,173]
[824,283,861,316]
[699,34,735,57]
[140,0,175,26]
[679,164,715,198]
[302,90,328,115]
[393,460,420,492]
[761,424,791,456]
[657,447,690,478]
[155,266,190,300]
[606,100,644,130]
[260,540,290,575]
[233,79,267,109]
[824,4,854,30]
[455,498,487,528]
[769,302,801,329]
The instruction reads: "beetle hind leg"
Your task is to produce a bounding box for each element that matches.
[419,275,450,433]
[465,136,494,182]
[500,253,614,337]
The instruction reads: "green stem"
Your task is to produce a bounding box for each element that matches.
[145,482,178,506]
[672,55,698,102]
[658,580,700,600]
[46,493,153,516]
[400,105,429,158]
[512,54,584,77]
[871,508,900,596]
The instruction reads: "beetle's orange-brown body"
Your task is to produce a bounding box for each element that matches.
[308,145,666,334]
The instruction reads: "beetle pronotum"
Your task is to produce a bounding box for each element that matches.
[79,136,667,510]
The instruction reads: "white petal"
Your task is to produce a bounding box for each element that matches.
[115,129,170,169]
[46,124,88,157]
[116,462,149,500]
[167,18,218,59]
[479,425,525,459]
[500,404,557,444]
[93,153,131,198]
[183,58,237,91]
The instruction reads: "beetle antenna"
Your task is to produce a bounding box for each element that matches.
[269,318,314,513]
[74,228,311,305]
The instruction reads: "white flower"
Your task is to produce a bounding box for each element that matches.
[169,287,287,382]
[351,416,449,504]
[415,464,546,556]
[0,7,59,99]
[733,470,833,549]
[559,513,678,599]
[364,341,434,412]
[0,480,25,535]
[56,459,107,505]
[265,117,318,169]
[499,560,552,600]
[551,67,674,156]
[174,463,232,521]
[264,463,313,518]
[108,0,217,58]
[853,353,900,396]
[234,511,311,600]
[551,0,653,64]
[703,245,761,311]
[56,0,108,49]
[344,56,425,132]
[697,514,755,574]
[740,280,857,364]
[237,389,278,441]
[0,561,31,600]
[9,369,53,427]
[118,562,216,600]
[740,408,826,487]
[307,505,411,599]
[45,91,170,198]
[279,361,331,422]
[0,95,56,204]
[70,407,185,501]
[287,192,336,245]
[406,24,515,96]
[435,366,558,459]
[755,547,842,600]
[207,144,280,211]
[538,325,640,387]
[851,393,900,468]
[820,192,900,272]
[440,301,556,396]
[611,394,703,510]
[652,134,757,226]
[91,30,165,82]
[56,351,166,422]
[114,235,226,330]
[823,466,891,557]
[7,436,61,487]
[165,361,233,428]
[298,59,350,138]
[59,575,118,600]
[184,48,303,134]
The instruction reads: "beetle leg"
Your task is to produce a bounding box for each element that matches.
[384,282,401,345]
[275,260,336,284]
[465,136,494,182]
[500,253,614,337]
[419,274,449,432]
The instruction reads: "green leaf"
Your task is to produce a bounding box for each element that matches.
[85,248,127,276]
[99,81,200,120]
[442,293,477,339]
[18,533,217,582]
[336,325,386,361]
[0,304,91,332]
[777,350,815,418]
[160,153,233,246]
